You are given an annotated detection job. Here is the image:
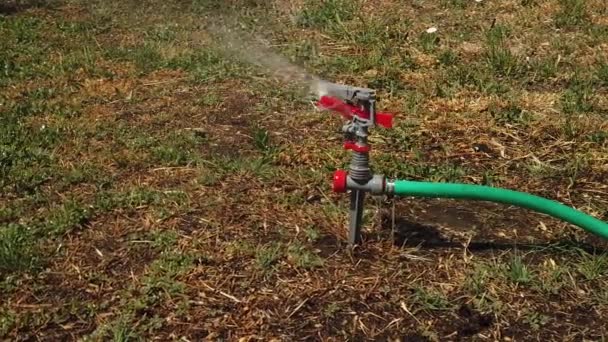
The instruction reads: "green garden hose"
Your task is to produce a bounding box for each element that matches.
[392,180,608,239]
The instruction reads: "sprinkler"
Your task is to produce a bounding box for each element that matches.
[314,80,393,245]
[315,81,608,246]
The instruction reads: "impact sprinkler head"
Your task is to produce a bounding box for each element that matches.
[313,80,396,246]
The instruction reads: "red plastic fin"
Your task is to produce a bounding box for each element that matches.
[317,96,370,120]
[317,96,393,128]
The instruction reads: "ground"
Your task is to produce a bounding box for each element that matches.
[1,0,608,340]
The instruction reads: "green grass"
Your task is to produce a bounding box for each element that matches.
[438,50,458,66]
[419,31,439,53]
[376,153,468,182]
[151,131,207,167]
[507,255,533,285]
[287,243,324,269]
[577,252,608,281]
[2,0,608,340]
[524,311,550,331]
[43,200,92,235]
[411,286,453,312]
[489,100,532,126]
[110,317,140,342]
[296,0,358,31]
[255,242,282,270]
[554,0,588,29]
[484,25,521,77]
[0,224,40,276]
[597,61,608,86]
[0,100,63,193]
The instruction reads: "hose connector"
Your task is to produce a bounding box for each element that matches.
[332,170,386,195]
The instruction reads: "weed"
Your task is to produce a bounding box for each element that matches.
[563,153,589,187]
[0,206,19,224]
[481,171,499,186]
[484,25,520,77]
[323,302,340,318]
[44,200,91,235]
[589,25,608,46]
[411,287,452,311]
[465,265,490,295]
[536,259,569,294]
[297,0,357,31]
[447,64,510,94]
[287,243,323,269]
[252,126,271,153]
[524,311,550,330]
[138,252,196,310]
[95,187,188,213]
[111,317,140,342]
[507,255,532,285]
[367,68,406,94]
[167,48,245,83]
[577,252,608,281]
[152,131,206,166]
[226,241,256,258]
[0,100,63,193]
[489,101,531,126]
[555,0,588,29]
[256,242,282,270]
[589,131,607,145]
[0,309,16,336]
[530,56,559,79]
[131,43,164,74]
[148,24,178,42]
[304,227,321,242]
[149,230,179,251]
[197,167,223,186]
[196,92,222,107]
[438,50,458,66]
[378,155,467,182]
[442,0,467,9]
[596,61,608,86]
[419,32,439,53]
[561,76,593,115]
[0,224,40,275]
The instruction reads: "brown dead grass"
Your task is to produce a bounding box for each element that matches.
[2,0,608,340]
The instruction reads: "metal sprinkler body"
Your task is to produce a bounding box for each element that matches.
[314,81,394,246]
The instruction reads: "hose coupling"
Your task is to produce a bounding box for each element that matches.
[332,170,386,195]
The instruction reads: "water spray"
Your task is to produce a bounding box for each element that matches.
[314,81,608,246]
[201,21,608,246]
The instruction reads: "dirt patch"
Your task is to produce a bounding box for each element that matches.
[453,304,494,338]
[0,0,52,15]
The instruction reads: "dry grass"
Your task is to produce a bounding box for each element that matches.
[1,0,608,340]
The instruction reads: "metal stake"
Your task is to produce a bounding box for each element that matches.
[348,189,365,245]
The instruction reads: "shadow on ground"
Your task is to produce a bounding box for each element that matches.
[0,0,54,15]
[381,215,608,255]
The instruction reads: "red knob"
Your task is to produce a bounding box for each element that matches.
[333,170,348,193]
[343,141,371,153]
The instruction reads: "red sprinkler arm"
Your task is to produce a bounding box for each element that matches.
[317,96,394,129]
